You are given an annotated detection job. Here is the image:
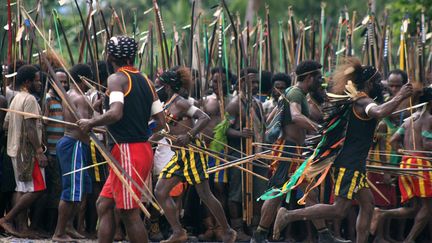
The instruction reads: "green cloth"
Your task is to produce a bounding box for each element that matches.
[285,86,310,117]
[422,130,432,139]
[396,126,405,135]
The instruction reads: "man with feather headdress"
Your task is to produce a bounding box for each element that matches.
[271,57,413,243]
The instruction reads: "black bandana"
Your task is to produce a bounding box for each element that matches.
[107,36,138,59]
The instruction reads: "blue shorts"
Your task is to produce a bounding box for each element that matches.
[56,136,92,202]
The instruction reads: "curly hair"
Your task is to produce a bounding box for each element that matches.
[159,66,192,94]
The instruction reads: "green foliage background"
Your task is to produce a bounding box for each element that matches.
[1,0,431,70]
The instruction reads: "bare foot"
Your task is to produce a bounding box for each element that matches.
[370,207,382,235]
[161,229,188,243]
[52,233,77,242]
[66,227,85,239]
[273,207,291,240]
[0,218,24,238]
[222,228,237,243]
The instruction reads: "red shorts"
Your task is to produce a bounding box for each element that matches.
[100,142,153,209]
[399,156,432,204]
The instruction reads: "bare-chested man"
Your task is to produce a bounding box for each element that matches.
[154,67,236,243]
[225,67,265,241]
[272,58,413,243]
[252,60,333,243]
[52,64,94,242]
[371,87,432,243]
[198,67,235,241]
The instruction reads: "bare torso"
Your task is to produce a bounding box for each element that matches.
[63,89,92,144]
[202,94,222,144]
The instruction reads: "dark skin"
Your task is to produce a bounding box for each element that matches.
[264,80,288,120]
[257,72,324,237]
[202,72,229,144]
[154,79,236,243]
[372,102,432,243]
[77,56,165,243]
[273,77,413,243]
[0,75,48,238]
[224,74,262,222]
[52,81,93,242]
[201,72,231,238]
[283,72,322,144]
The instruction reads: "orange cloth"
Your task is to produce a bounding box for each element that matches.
[399,156,432,203]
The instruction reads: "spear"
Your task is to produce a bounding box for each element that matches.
[419,8,426,84]
[310,19,316,60]
[7,0,13,68]
[52,10,74,65]
[153,0,170,70]
[0,108,105,133]
[319,2,326,69]
[74,0,97,81]
[27,1,41,64]
[278,21,284,72]
[189,0,195,69]
[288,6,296,70]
[265,4,273,72]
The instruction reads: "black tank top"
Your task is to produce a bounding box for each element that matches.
[108,67,155,143]
[334,105,377,172]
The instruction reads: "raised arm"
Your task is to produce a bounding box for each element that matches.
[359,83,413,120]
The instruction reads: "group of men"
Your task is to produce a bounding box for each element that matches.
[0,34,431,243]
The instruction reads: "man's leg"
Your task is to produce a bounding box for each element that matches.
[155,176,188,242]
[273,196,352,240]
[52,200,76,241]
[195,180,236,243]
[97,197,116,243]
[119,208,149,243]
[370,200,418,235]
[64,202,85,239]
[405,198,432,242]
[0,191,43,236]
[355,188,374,243]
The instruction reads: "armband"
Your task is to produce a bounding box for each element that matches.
[151,99,163,115]
[186,105,199,117]
[422,130,432,139]
[109,91,124,105]
[365,103,378,117]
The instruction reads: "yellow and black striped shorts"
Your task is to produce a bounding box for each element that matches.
[159,140,209,185]
[333,167,369,200]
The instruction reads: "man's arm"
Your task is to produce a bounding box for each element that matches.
[390,123,406,151]
[290,102,319,132]
[225,96,253,138]
[77,73,127,132]
[359,83,413,119]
